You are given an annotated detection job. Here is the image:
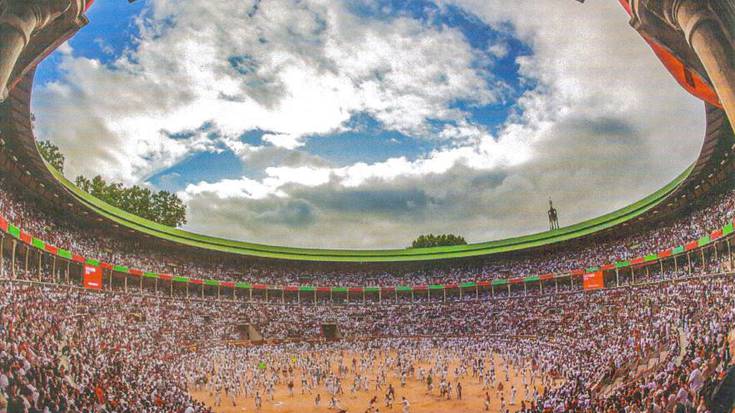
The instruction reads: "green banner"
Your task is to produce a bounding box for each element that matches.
[113,265,129,273]
[57,249,72,260]
[7,225,19,238]
[31,238,45,249]
[723,223,734,236]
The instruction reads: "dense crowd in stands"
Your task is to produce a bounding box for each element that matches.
[0,168,732,411]
[0,282,224,412]
[1,270,734,412]
[0,173,733,288]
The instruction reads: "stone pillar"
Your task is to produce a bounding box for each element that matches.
[668,0,735,126]
[0,235,4,278]
[10,240,16,279]
[37,249,41,281]
[0,1,85,101]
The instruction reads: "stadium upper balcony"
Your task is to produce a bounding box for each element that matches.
[0,5,732,263]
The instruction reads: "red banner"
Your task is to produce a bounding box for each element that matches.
[539,273,555,282]
[583,271,604,291]
[83,265,103,290]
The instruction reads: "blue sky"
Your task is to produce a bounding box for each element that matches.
[36,1,145,84]
[36,0,532,192]
[30,0,703,248]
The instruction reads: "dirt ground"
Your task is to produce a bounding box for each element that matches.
[189,351,554,413]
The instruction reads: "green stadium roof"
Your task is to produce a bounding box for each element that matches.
[46,161,692,262]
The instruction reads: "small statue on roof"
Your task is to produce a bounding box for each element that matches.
[548,198,559,231]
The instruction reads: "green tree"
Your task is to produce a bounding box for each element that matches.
[37,140,65,173]
[75,176,92,192]
[74,174,187,227]
[409,233,467,248]
[55,148,187,226]
[151,190,188,226]
[90,175,107,198]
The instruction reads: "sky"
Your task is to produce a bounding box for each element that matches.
[30,0,706,249]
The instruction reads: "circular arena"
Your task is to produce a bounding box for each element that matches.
[0,1,735,413]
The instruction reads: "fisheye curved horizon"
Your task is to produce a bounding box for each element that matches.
[1,0,733,258]
[3,4,735,413]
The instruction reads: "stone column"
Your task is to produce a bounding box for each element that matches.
[0,0,85,101]
[668,0,735,126]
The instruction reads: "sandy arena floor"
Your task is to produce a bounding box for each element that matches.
[189,351,555,413]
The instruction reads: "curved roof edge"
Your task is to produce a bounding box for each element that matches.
[47,162,693,262]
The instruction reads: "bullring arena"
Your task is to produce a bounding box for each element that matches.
[186,342,552,413]
[1,0,735,413]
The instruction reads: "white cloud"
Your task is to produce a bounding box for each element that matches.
[182,177,282,201]
[32,0,707,248]
[487,42,508,59]
[183,121,530,196]
[33,0,499,184]
[183,165,332,201]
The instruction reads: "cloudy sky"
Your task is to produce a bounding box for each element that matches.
[31,0,705,249]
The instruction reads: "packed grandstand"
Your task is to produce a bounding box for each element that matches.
[1,0,735,413]
[0,129,734,412]
[0,172,734,290]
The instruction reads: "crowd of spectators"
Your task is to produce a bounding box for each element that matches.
[0,172,733,288]
[1,271,733,412]
[0,282,228,412]
[0,153,732,412]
